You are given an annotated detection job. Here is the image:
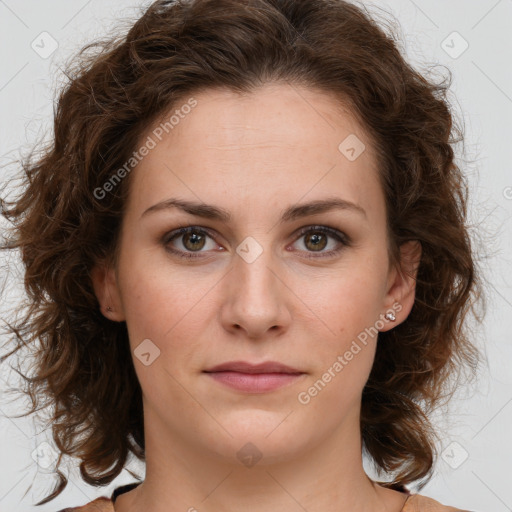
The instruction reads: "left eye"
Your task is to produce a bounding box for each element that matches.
[163,225,350,259]
[292,225,349,257]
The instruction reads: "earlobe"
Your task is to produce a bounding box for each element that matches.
[90,262,125,322]
[380,240,422,331]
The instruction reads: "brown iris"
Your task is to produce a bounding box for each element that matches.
[182,231,206,251]
[304,231,327,252]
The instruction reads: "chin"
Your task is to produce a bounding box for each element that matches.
[206,415,314,465]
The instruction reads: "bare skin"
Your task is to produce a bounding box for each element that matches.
[92,82,420,512]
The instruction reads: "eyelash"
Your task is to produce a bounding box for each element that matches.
[162,225,351,260]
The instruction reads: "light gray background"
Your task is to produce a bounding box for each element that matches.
[0,1,511,511]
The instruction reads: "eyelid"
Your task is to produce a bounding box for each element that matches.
[293,224,349,243]
[162,224,350,259]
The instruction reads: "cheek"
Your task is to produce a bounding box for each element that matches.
[305,260,386,343]
[295,258,386,396]
[118,240,216,331]
[118,264,211,400]
[296,275,382,416]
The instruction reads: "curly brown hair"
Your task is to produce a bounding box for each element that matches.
[0,0,485,505]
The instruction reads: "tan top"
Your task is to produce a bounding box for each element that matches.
[60,493,469,511]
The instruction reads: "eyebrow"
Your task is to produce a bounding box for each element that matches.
[141,196,367,222]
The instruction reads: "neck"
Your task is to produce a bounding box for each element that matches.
[115,403,409,512]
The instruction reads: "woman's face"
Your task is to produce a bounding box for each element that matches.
[93,82,419,466]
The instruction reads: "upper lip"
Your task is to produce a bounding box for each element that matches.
[204,361,304,374]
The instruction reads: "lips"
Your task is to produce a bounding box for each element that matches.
[203,361,305,393]
[203,360,303,374]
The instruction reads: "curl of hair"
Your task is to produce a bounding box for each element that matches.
[0,0,484,504]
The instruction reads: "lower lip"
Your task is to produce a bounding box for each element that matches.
[204,371,305,392]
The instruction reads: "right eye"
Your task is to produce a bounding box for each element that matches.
[162,226,222,259]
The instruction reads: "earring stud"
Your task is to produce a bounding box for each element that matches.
[384,311,396,322]
[106,306,113,312]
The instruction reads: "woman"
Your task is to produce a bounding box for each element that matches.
[0,0,483,510]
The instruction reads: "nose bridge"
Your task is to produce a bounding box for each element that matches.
[221,235,290,337]
[234,235,280,304]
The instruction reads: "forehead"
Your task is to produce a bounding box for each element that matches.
[127,83,383,224]
[160,83,368,154]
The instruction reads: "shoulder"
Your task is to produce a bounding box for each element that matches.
[403,493,473,512]
[58,496,114,512]
[58,481,140,511]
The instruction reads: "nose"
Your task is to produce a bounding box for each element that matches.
[219,242,292,340]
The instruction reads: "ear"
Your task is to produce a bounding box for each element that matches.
[379,240,422,332]
[90,260,126,322]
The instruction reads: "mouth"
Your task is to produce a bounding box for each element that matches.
[203,361,306,393]
[204,360,303,374]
